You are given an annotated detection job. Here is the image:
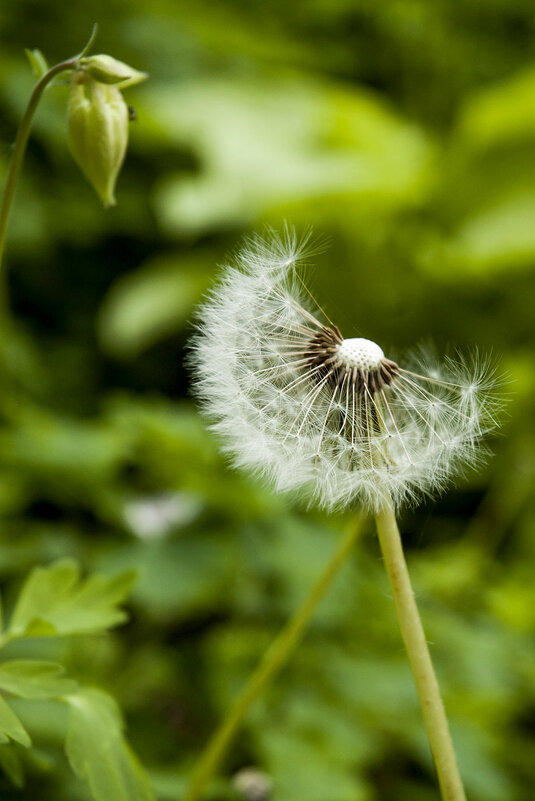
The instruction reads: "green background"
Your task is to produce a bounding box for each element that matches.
[0,1,534,799]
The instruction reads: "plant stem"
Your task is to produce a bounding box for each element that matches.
[0,25,98,275]
[0,60,74,273]
[183,514,364,801]
[374,504,467,801]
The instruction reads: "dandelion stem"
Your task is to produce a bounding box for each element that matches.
[374,504,467,801]
[183,514,364,801]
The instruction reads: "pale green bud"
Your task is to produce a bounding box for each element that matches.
[81,54,148,88]
[67,75,129,207]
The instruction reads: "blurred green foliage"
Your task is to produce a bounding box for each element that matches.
[0,1,534,799]
[0,560,147,800]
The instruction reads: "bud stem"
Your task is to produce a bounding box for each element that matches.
[183,514,364,801]
[374,504,467,801]
[0,25,99,277]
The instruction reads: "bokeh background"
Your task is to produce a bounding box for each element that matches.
[1,1,535,799]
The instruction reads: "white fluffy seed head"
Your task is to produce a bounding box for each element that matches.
[336,338,384,371]
[190,229,502,513]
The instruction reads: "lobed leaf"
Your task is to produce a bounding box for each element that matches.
[8,559,136,639]
[65,688,155,801]
[0,660,77,699]
[0,696,31,748]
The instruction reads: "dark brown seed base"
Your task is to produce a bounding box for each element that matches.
[304,325,399,394]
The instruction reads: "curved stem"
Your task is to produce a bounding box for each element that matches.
[0,25,98,275]
[374,504,467,801]
[183,514,364,801]
[0,59,75,272]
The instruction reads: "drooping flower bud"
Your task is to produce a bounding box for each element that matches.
[67,74,129,207]
[81,54,148,88]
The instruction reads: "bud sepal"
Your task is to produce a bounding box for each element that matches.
[80,54,147,88]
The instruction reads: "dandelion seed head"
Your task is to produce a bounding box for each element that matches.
[190,229,502,513]
[336,338,385,371]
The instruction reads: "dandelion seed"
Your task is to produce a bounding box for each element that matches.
[191,229,501,512]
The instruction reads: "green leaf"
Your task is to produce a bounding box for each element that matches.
[148,76,432,235]
[458,67,535,152]
[8,559,136,639]
[65,688,154,801]
[25,48,48,78]
[0,696,31,748]
[0,661,77,699]
[0,406,130,488]
[449,192,535,275]
[0,743,25,787]
[98,253,211,358]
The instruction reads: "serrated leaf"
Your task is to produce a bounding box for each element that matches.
[8,559,136,639]
[65,688,154,801]
[0,661,77,699]
[22,619,58,637]
[0,696,31,748]
[25,48,48,78]
[0,743,25,787]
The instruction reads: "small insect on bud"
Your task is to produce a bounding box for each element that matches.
[67,74,129,207]
[81,54,148,88]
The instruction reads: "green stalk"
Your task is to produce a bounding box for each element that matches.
[183,514,364,801]
[0,25,98,274]
[374,504,467,801]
